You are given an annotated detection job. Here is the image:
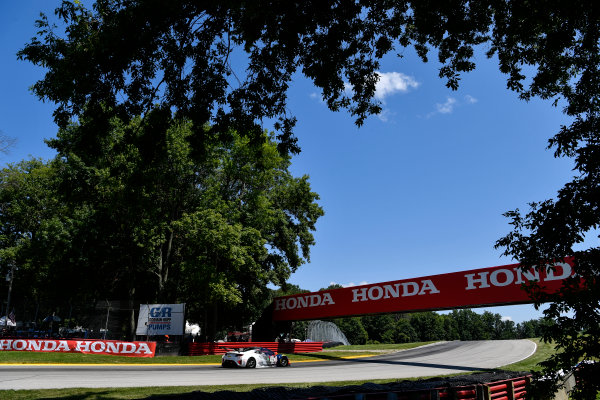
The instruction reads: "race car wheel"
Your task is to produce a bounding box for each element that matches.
[246,357,256,368]
[277,356,289,367]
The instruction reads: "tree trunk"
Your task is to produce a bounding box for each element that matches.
[128,286,136,340]
[156,230,174,302]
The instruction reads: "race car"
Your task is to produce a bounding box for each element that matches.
[221,347,290,368]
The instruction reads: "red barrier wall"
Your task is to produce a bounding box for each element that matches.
[187,341,323,356]
[298,375,531,399]
[273,258,575,321]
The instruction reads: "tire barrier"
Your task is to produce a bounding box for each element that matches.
[297,375,531,400]
[483,376,529,399]
[187,341,324,355]
[143,373,532,400]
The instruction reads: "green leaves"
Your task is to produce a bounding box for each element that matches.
[16,1,599,389]
[9,111,322,338]
[171,129,323,334]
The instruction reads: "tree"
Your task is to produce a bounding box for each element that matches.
[0,130,16,155]
[362,314,398,344]
[18,2,600,395]
[516,320,538,339]
[0,159,72,323]
[335,317,368,345]
[409,312,444,342]
[48,111,323,338]
[175,129,324,338]
[438,314,459,341]
[449,309,486,341]
[20,1,593,156]
[393,317,418,343]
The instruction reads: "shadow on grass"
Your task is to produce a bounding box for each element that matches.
[28,369,518,400]
[295,352,493,373]
[294,353,356,361]
[33,391,133,400]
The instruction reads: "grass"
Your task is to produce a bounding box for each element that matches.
[0,351,223,364]
[0,339,553,400]
[501,338,555,373]
[0,341,433,364]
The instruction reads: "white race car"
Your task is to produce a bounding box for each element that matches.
[221,347,290,368]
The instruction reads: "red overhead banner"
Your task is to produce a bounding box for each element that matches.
[0,339,156,357]
[272,259,576,321]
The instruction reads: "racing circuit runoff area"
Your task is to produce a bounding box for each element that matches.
[0,258,578,398]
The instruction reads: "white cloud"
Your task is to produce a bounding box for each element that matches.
[501,316,513,322]
[375,72,420,101]
[330,281,369,288]
[343,71,419,101]
[376,108,394,122]
[320,71,420,122]
[343,281,369,288]
[465,94,478,104]
[425,94,479,118]
[436,97,457,114]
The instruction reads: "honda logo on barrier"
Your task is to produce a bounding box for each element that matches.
[271,258,577,321]
[465,262,573,290]
[351,280,440,302]
[275,293,335,311]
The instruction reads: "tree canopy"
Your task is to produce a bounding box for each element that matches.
[292,309,546,345]
[0,117,323,339]
[15,1,600,397]
[20,1,599,156]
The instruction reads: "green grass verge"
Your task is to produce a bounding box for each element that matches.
[500,338,554,373]
[0,341,433,364]
[0,351,223,364]
[0,339,551,400]
[0,350,377,364]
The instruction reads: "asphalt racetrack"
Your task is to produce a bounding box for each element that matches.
[0,340,536,390]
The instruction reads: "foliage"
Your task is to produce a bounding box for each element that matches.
[329,309,546,345]
[494,131,600,396]
[18,1,598,157]
[0,130,16,155]
[408,312,446,342]
[16,1,600,395]
[0,117,323,339]
[0,159,73,319]
[335,317,368,345]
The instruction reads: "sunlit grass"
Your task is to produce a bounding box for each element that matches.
[501,338,555,372]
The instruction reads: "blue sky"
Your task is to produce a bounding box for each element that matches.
[1,2,577,323]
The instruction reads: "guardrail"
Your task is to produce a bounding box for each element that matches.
[299,375,531,400]
[187,341,324,355]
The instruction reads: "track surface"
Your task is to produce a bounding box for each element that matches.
[0,340,536,390]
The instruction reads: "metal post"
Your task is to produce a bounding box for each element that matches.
[182,303,186,339]
[4,262,15,328]
[103,300,110,340]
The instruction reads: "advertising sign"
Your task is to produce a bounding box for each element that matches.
[0,339,156,357]
[272,258,576,321]
[136,304,185,335]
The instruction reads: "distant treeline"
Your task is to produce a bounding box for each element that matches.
[291,309,551,344]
